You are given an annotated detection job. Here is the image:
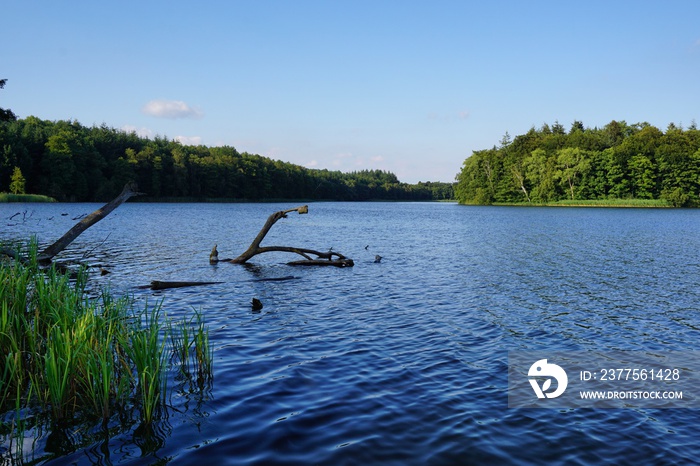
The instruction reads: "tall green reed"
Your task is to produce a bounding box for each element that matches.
[169,308,214,390]
[193,309,214,387]
[127,303,168,424]
[0,238,214,445]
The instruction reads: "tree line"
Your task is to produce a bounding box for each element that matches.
[455,120,700,206]
[0,116,454,202]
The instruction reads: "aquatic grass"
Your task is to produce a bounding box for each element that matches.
[127,303,169,424]
[193,310,214,386]
[44,326,79,420]
[169,308,214,390]
[0,240,215,461]
[170,316,191,378]
[77,300,130,423]
[80,332,115,421]
[0,352,20,409]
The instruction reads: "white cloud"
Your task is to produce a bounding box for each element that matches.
[175,135,203,145]
[121,125,154,138]
[305,160,319,168]
[141,99,203,119]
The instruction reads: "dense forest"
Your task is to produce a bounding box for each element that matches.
[0,117,454,202]
[455,120,700,206]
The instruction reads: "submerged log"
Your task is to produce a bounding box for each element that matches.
[212,205,354,267]
[141,280,225,290]
[287,258,354,267]
[140,276,301,291]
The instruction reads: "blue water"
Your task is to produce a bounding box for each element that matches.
[2,202,700,465]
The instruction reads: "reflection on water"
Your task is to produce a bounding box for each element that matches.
[2,202,700,464]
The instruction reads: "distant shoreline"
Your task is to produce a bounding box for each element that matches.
[0,194,673,207]
[0,193,455,204]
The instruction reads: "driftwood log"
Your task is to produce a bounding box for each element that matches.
[139,280,225,290]
[211,205,354,267]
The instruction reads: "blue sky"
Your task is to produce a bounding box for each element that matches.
[2,1,699,183]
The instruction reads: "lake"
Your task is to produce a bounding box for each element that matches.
[2,202,700,465]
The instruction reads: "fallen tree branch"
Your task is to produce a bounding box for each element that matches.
[287,258,354,267]
[38,183,142,263]
[229,205,308,264]
[139,280,224,290]
[211,205,354,267]
[137,276,300,291]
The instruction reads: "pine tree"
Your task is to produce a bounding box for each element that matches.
[9,166,26,194]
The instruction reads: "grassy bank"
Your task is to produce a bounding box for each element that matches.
[490,198,671,208]
[1,241,213,460]
[0,193,56,202]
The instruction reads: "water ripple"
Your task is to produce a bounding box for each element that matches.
[3,203,700,464]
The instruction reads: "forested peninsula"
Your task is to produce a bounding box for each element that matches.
[0,117,454,202]
[455,120,700,207]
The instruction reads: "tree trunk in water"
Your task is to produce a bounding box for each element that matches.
[38,183,142,262]
[141,281,224,290]
[212,205,354,267]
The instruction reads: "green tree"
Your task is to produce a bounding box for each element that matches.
[628,154,656,199]
[556,147,590,200]
[524,148,557,202]
[601,148,629,198]
[656,128,700,204]
[0,79,17,122]
[42,131,73,198]
[9,166,25,194]
[577,150,607,199]
[570,120,585,134]
[455,151,491,204]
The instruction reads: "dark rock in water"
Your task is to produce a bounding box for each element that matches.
[251,298,263,311]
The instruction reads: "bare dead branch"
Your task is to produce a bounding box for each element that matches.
[212,205,354,267]
[38,183,142,262]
